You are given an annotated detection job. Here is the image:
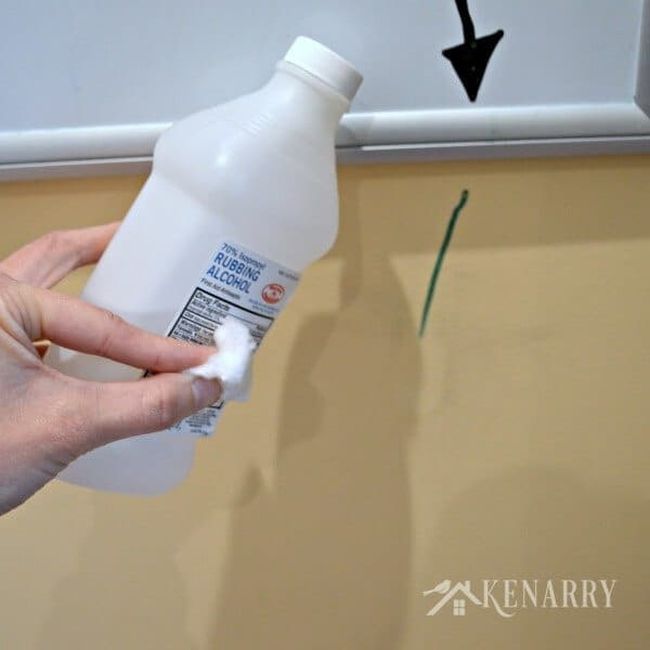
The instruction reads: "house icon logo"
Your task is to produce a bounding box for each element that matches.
[423,580,482,617]
[422,578,617,619]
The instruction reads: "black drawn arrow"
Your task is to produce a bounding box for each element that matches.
[442,0,504,102]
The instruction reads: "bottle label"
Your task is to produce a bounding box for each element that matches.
[163,239,300,436]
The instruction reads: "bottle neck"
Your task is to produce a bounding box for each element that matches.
[260,61,350,136]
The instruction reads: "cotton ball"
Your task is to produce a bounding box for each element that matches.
[186,316,256,402]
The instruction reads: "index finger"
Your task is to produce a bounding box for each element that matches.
[16,283,214,373]
[0,223,119,288]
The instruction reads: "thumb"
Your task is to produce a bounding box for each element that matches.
[71,373,222,452]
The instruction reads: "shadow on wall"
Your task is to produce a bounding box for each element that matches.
[208,165,421,649]
[33,155,650,649]
[418,467,650,650]
[37,163,424,650]
[35,487,211,649]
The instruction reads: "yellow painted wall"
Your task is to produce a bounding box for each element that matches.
[0,156,649,649]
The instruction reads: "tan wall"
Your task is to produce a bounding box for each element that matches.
[0,156,648,649]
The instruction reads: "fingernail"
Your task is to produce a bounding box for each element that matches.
[192,378,222,408]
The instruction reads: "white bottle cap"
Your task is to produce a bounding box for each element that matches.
[283,36,363,102]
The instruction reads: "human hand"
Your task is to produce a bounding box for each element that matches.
[0,223,221,515]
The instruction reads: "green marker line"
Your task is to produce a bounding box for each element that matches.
[418,189,469,338]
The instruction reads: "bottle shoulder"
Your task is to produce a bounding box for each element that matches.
[154,104,338,216]
[151,112,339,267]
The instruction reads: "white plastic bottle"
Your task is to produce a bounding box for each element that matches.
[45,37,362,495]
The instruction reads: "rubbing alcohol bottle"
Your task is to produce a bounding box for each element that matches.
[46,37,362,494]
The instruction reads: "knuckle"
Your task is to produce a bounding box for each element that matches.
[0,266,20,289]
[147,344,167,372]
[0,270,13,286]
[103,308,125,327]
[0,278,34,337]
[44,229,81,266]
[44,230,66,253]
[142,382,180,432]
[96,309,126,357]
[46,379,97,458]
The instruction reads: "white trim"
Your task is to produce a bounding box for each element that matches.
[338,136,650,164]
[0,123,164,165]
[2,136,650,182]
[339,103,650,146]
[635,0,650,117]
[0,158,154,182]
[0,103,649,179]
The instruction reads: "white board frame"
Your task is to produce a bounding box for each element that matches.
[1,1,648,180]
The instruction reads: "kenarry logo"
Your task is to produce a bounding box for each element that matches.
[423,578,617,618]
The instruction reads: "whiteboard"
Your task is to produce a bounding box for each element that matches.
[1,0,649,177]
